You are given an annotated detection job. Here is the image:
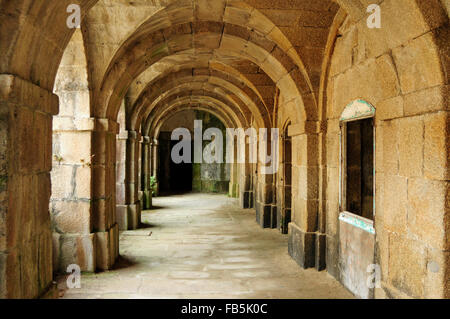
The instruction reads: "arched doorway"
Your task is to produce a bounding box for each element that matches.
[157,110,229,195]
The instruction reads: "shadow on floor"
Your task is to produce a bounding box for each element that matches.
[112,256,139,270]
[145,205,164,210]
[138,221,159,229]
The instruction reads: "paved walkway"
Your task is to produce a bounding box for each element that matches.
[59,193,353,299]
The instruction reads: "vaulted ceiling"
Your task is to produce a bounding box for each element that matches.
[76,0,340,133]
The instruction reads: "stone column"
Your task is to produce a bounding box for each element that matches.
[287,122,321,269]
[51,117,97,274]
[256,173,276,228]
[255,132,277,229]
[116,130,141,230]
[151,138,159,196]
[228,137,238,198]
[228,162,239,198]
[91,119,120,271]
[141,136,152,209]
[0,75,55,298]
[116,130,127,226]
[271,172,278,229]
[137,135,143,212]
[239,135,254,209]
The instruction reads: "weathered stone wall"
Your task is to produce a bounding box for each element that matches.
[323,2,449,298]
[0,75,56,298]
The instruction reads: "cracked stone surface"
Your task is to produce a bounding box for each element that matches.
[58,193,354,299]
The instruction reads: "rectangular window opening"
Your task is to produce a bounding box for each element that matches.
[344,118,374,220]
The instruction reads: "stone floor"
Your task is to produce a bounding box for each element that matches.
[58,193,354,299]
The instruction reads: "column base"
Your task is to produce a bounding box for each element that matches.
[53,233,96,273]
[240,191,254,209]
[142,190,152,210]
[95,223,119,271]
[255,202,275,228]
[229,183,239,198]
[53,224,120,273]
[288,222,316,269]
[116,202,141,230]
[271,205,278,229]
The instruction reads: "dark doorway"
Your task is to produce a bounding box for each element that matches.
[158,132,193,194]
[169,139,193,192]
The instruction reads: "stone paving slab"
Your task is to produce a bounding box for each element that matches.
[58,193,354,299]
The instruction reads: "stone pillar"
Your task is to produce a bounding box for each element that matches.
[91,119,120,271]
[0,75,55,298]
[271,173,278,230]
[116,130,141,230]
[51,117,96,274]
[256,172,276,229]
[287,123,321,269]
[137,136,143,210]
[151,139,159,196]
[52,118,119,273]
[255,131,277,229]
[239,135,254,209]
[228,162,239,198]
[228,137,239,198]
[116,130,127,225]
[277,131,292,234]
[141,136,152,209]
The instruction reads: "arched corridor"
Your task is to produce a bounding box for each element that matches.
[0,0,448,299]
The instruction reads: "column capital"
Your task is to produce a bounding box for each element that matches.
[93,118,120,134]
[118,130,140,140]
[54,117,119,133]
[142,136,151,144]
